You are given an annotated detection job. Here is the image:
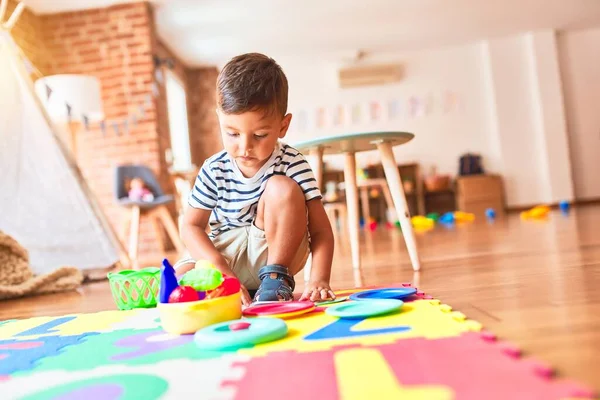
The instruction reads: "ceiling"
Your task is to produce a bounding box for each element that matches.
[25,0,600,67]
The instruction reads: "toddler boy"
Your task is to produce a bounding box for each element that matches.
[176,53,335,306]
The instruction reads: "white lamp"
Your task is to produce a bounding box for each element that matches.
[34,74,104,159]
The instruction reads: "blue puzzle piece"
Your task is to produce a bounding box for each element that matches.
[15,317,77,337]
[304,317,410,341]
[0,333,96,375]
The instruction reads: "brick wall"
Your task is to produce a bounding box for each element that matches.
[8,1,222,264]
[40,3,163,257]
[187,68,222,164]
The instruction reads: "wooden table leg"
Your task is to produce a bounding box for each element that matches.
[343,152,361,272]
[377,142,421,271]
[380,183,396,223]
[308,146,324,191]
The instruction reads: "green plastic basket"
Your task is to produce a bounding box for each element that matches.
[107,267,161,310]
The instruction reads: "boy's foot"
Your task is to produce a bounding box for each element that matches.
[253,265,295,302]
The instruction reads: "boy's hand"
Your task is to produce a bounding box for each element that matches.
[240,285,252,307]
[300,280,336,302]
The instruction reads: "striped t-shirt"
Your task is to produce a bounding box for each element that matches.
[188,141,322,238]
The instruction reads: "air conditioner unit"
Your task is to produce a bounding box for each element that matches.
[338,64,403,88]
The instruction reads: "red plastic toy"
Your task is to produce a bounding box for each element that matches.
[168,285,200,303]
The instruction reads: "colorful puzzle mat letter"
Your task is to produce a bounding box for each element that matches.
[0,285,595,399]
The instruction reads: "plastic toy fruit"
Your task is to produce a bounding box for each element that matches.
[179,267,223,291]
[195,259,216,270]
[219,275,241,296]
[168,285,200,303]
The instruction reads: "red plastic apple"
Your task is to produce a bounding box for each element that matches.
[168,285,200,303]
[219,275,241,296]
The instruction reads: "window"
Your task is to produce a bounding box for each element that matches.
[165,69,192,171]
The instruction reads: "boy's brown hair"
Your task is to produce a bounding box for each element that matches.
[216,53,288,117]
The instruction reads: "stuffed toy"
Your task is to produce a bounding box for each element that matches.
[128,177,154,202]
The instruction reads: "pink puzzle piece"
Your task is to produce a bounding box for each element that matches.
[224,333,595,400]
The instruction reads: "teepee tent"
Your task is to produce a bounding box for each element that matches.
[0,9,126,276]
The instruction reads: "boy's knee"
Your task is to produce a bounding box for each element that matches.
[264,176,303,203]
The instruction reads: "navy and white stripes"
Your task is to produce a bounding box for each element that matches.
[188,142,321,237]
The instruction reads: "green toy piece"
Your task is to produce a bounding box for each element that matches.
[107,267,161,310]
[426,212,439,222]
[179,268,223,291]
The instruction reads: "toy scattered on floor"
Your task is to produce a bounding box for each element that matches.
[349,287,417,301]
[367,217,377,232]
[107,267,161,310]
[485,208,496,219]
[194,317,288,350]
[438,211,475,225]
[559,200,570,214]
[520,205,550,220]
[411,215,435,231]
[454,211,475,222]
[426,212,439,221]
[326,299,403,319]
[127,177,154,202]
[315,296,348,306]
[157,258,243,334]
[242,301,316,319]
[439,212,455,224]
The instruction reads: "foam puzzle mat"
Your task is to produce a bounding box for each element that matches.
[0,284,596,400]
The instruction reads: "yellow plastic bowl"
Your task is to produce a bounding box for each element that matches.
[157,291,242,334]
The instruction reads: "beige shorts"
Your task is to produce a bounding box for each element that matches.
[175,224,310,290]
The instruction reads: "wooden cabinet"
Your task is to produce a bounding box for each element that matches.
[456,174,505,217]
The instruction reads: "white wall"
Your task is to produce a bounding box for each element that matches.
[281,43,493,178]
[482,32,574,206]
[281,30,581,207]
[557,27,600,200]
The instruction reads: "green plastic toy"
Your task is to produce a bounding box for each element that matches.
[179,267,223,291]
[107,267,161,310]
[426,212,439,222]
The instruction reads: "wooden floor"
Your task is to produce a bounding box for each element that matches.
[3,204,600,390]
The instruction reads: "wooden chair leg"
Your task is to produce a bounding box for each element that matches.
[343,152,361,272]
[377,142,421,271]
[150,213,166,253]
[156,205,186,255]
[128,206,141,269]
[360,187,370,227]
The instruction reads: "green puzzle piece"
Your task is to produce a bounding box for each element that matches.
[25,328,223,374]
[21,374,168,400]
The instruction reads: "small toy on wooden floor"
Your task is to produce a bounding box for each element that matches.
[520,205,550,220]
[411,215,435,231]
[485,208,496,220]
[559,200,570,215]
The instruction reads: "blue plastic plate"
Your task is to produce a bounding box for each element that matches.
[325,299,403,319]
[349,287,417,301]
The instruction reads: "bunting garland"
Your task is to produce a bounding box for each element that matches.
[292,90,466,133]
